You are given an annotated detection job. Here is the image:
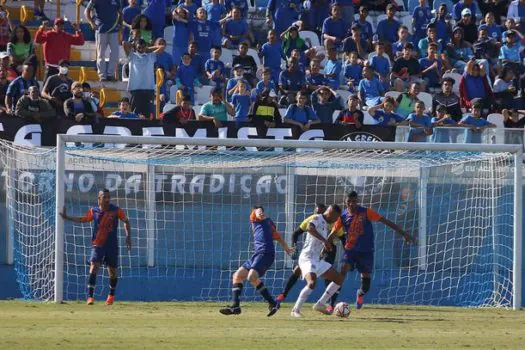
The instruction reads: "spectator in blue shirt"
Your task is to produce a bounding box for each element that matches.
[259,29,283,85]
[188,41,206,83]
[367,96,406,126]
[191,7,214,63]
[324,47,342,89]
[5,64,38,114]
[85,0,122,82]
[226,64,250,102]
[431,104,456,143]
[412,0,433,46]
[369,42,391,89]
[392,25,413,59]
[283,90,319,130]
[418,23,444,58]
[358,66,385,107]
[109,97,141,119]
[479,12,502,42]
[222,7,253,49]
[343,25,368,59]
[226,0,249,18]
[122,0,141,42]
[353,6,374,44]
[322,4,347,49]
[154,38,176,98]
[279,60,306,105]
[407,100,433,142]
[430,3,452,44]
[310,86,344,124]
[458,99,496,143]
[171,7,191,65]
[205,46,226,88]
[306,60,328,92]
[255,68,277,96]
[206,0,227,46]
[343,51,363,91]
[231,79,252,122]
[144,0,171,40]
[176,52,199,103]
[266,0,302,36]
[419,42,443,89]
[178,0,198,20]
[376,4,401,44]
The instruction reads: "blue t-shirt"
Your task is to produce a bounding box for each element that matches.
[431,116,456,143]
[461,115,491,143]
[87,0,122,33]
[376,18,401,43]
[324,59,342,89]
[191,20,214,53]
[251,217,277,255]
[463,73,487,100]
[83,204,126,249]
[255,80,276,95]
[322,17,347,41]
[419,57,442,87]
[232,93,251,121]
[177,63,197,88]
[499,44,521,63]
[412,6,432,36]
[369,55,390,77]
[226,77,250,101]
[418,38,443,58]
[372,110,405,125]
[225,0,248,17]
[284,104,317,124]
[111,111,140,119]
[342,37,368,55]
[178,3,198,20]
[206,3,227,23]
[190,54,205,77]
[307,73,328,87]
[260,42,282,69]
[205,58,225,84]
[433,18,451,43]
[172,18,190,48]
[344,62,362,82]
[122,5,141,40]
[341,207,382,252]
[128,52,157,91]
[358,77,385,106]
[224,18,249,38]
[156,51,174,73]
[407,113,433,142]
[268,0,301,34]
[279,69,306,91]
[479,23,502,41]
[353,19,374,41]
[6,76,39,109]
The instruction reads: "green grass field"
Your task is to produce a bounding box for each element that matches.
[1,301,524,349]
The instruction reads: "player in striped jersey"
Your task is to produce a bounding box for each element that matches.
[276,203,345,309]
[220,206,294,317]
[328,191,415,310]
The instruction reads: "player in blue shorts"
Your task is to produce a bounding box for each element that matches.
[220,206,294,317]
[328,191,414,311]
[60,189,131,306]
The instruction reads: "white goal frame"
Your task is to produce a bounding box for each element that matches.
[54,134,523,309]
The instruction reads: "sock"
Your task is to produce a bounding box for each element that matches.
[325,279,340,307]
[109,277,118,296]
[358,277,371,296]
[293,285,313,312]
[232,282,243,307]
[317,282,340,305]
[87,273,96,298]
[256,282,274,305]
[282,273,300,298]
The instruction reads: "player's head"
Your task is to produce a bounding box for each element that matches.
[253,205,265,220]
[324,204,342,223]
[98,189,110,208]
[345,191,358,212]
[315,203,327,214]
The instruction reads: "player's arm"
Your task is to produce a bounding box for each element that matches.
[307,222,332,252]
[59,206,92,223]
[118,208,132,250]
[378,216,415,243]
[272,229,294,255]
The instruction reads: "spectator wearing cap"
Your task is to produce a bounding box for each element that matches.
[232,42,258,88]
[35,18,84,82]
[358,65,385,107]
[335,94,364,128]
[249,89,281,127]
[446,27,474,72]
[507,0,525,34]
[453,0,480,22]
[353,6,373,45]
[458,98,496,143]
[368,96,406,126]
[459,59,492,110]
[311,86,344,124]
[259,29,283,85]
[456,8,477,45]
[343,25,368,60]
[198,88,234,128]
[63,81,97,123]
[0,51,17,81]
[376,4,401,44]
[0,6,13,52]
[7,25,36,70]
[283,90,319,131]
[266,0,301,37]
[123,39,164,118]
[412,0,433,47]
[15,85,55,123]
[162,95,196,124]
[42,59,73,117]
[278,60,306,106]
[5,64,38,115]
[109,97,141,119]
[322,4,346,49]
[222,7,253,49]
[432,77,463,122]
[391,43,424,92]
[226,64,250,102]
[85,0,122,82]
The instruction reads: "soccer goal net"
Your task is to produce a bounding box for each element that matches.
[0,136,522,309]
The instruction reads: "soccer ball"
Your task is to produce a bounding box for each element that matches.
[334,302,351,318]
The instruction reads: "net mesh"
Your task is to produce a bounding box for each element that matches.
[0,140,516,306]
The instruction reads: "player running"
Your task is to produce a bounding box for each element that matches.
[328,191,415,311]
[276,203,345,310]
[291,204,345,317]
[220,206,294,317]
[60,189,132,305]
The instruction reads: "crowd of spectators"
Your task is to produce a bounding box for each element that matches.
[0,0,524,143]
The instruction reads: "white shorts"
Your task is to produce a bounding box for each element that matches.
[298,256,332,279]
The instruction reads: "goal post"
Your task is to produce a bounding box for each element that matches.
[50,135,523,309]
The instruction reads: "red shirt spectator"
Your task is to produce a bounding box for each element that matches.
[35,18,84,81]
[162,96,196,123]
